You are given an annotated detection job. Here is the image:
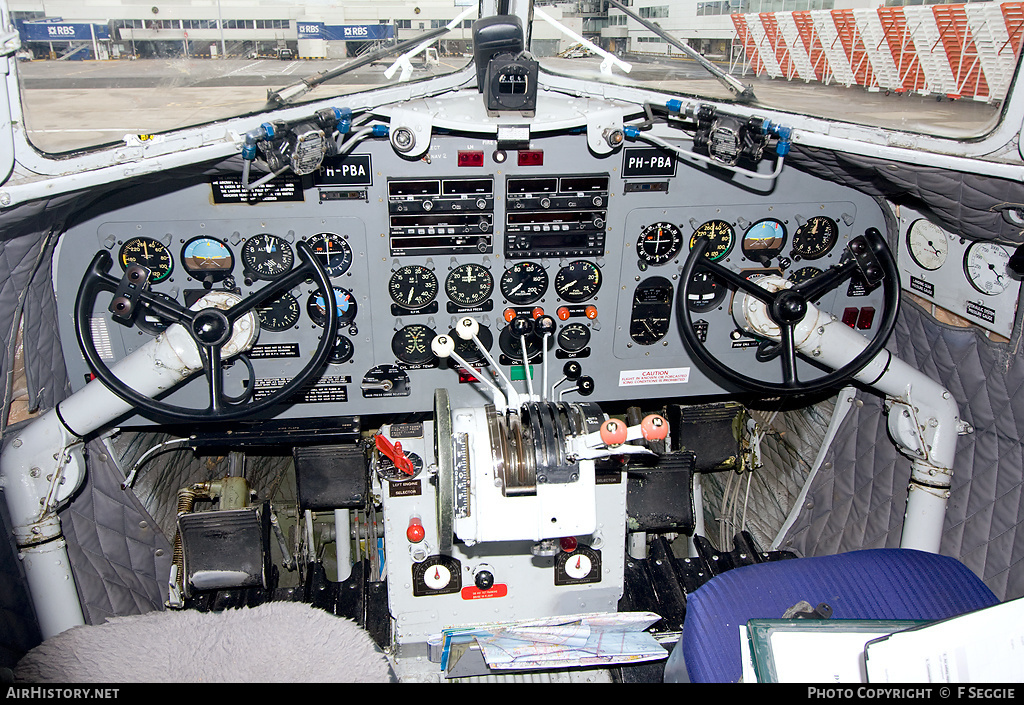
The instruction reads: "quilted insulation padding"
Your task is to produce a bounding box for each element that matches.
[781,299,1024,602]
[787,146,1024,245]
[57,439,173,625]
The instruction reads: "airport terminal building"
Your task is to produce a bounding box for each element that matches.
[6,0,999,62]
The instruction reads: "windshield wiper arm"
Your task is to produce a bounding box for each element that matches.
[264,26,451,108]
[604,0,755,103]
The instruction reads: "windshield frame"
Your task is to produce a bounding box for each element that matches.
[2,0,1024,208]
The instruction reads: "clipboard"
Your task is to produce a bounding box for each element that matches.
[746,619,924,683]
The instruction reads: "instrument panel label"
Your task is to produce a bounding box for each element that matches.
[618,367,690,386]
[966,300,996,324]
[622,147,676,177]
[211,175,304,204]
[317,154,373,186]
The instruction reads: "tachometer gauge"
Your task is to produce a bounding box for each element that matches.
[500,261,548,305]
[389,265,438,310]
[242,233,294,280]
[307,232,353,277]
[964,241,1011,296]
[306,287,357,326]
[792,216,839,260]
[787,266,823,285]
[554,260,602,303]
[445,263,494,308]
[181,236,233,282]
[690,220,735,261]
[907,219,948,271]
[742,219,787,262]
[637,222,684,265]
[392,324,437,365]
[119,236,173,283]
[256,292,300,332]
[685,270,727,313]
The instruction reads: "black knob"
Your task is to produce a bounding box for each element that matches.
[563,360,582,380]
[577,376,595,396]
[535,315,556,336]
[510,316,534,338]
[1010,244,1024,278]
[475,570,494,590]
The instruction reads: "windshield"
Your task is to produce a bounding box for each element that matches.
[13,0,1022,154]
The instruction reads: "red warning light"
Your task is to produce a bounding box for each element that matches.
[518,150,544,166]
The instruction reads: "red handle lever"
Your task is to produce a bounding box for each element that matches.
[375,434,415,476]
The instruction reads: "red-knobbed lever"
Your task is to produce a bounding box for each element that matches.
[375,434,415,476]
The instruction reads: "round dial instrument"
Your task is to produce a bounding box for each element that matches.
[554,260,602,303]
[389,265,438,310]
[242,233,294,280]
[787,266,823,285]
[307,232,353,277]
[685,270,727,313]
[907,219,948,271]
[256,292,300,332]
[445,263,494,308]
[964,241,1011,296]
[690,220,735,261]
[392,323,437,365]
[742,219,787,261]
[119,236,173,283]
[792,216,839,260]
[500,261,548,305]
[637,222,684,265]
[307,287,357,326]
[181,236,233,282]
[330,335,355,364]
[557,322,591,352]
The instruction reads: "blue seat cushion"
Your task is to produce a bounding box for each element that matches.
[675,549,999,683]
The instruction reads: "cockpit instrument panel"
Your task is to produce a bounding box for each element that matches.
[53,132,892,424]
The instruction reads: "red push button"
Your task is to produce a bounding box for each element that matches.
[557,306,571,321]
[584,305,598,320]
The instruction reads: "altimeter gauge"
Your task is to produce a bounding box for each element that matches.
[964,241,1011,296]
[242,233,294,280]
[906,219,948,271]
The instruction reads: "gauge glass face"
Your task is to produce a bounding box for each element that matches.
[742,219,787,261]
[686,270,728,312]
[307,287,357,326]
[787,266,823,285]
[690,220,735,261]
[906,220,949,271]
[964,241,1011,296]
[557,322,591,352]
[388,265,438,309]
[181,236,233,281]
[330,335,355,364]
[256,292,300,332]
[242,233,294,280]
[554,260,602,303]
[445,263,494,308]
[500,261,548,305]
[450,324,493,364]
[792,216,839,260]
[307,232,353,277]
[392,324,437,365]
[637,222,684,265]
[119,236,173,283]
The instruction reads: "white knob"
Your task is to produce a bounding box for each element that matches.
[456,317,480,340]
[431,335,455,358]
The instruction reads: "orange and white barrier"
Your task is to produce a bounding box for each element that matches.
[732,1,1024,101]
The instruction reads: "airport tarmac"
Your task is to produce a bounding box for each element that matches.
[14,56,1004,153]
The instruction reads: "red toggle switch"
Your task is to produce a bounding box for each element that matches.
[375,434,415,476]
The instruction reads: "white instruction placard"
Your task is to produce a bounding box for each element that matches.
[618,367,690,387]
